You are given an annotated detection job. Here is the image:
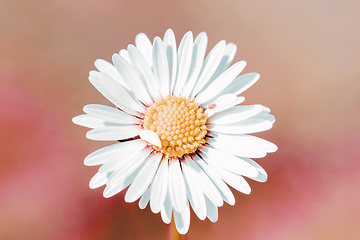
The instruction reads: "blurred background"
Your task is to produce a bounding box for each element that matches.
[1,0,359,239]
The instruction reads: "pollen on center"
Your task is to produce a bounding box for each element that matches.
[143,95,208,158]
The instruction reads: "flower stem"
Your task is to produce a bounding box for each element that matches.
[168,217,186,240]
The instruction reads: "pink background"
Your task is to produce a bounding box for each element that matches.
[1,0,359,239]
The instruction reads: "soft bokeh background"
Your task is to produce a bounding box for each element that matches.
[1,0,359,239]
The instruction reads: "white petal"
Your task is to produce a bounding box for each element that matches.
[83,104,140,125]
[125,154,162,203]
[150,159,169,213]
[72,114,108,129]
[210,132,277,153]
[112,54,152,105]
[86,125,140,141]
[182,157,206,220]
[119,49,131,64]
[168,160,187,212]
[209,118,274,134]
[98,145,149,174]
[210,104,264,125]
[94,59,128,88]
[241,158,268,183]
[208,134,266,159]
[191,40,226,97]
[250,136,277,153]
[161,191,172,224]
[89,70,100,77]
[139,187,151,209]
[255,112,276,123]
[186,158,223,207]
[174,201,190,235]
[262,106,271,113]
[208,43,237,82]
[173,31,193,95]
[210,94,244,110]
[201,146,259,177]
[140,130,162,148]
[100,72,145,116]
[153,37,170,97]
[163,29,178,94]
[89,171,112,189]
[135,32,153,67]
[103,162,144,198]
[196,61,246,105]
[205,94,245,117]
[89,75,137,114]
[182,32,208,97]
[105,148,152,184]
[193,156,235,205]
[84,140,145,166]
[205,195,218,223]
[220,72,260,96]
[127,44,160,101]
[214,167,251,194]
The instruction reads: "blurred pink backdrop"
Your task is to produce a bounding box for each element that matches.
[1,0,359,239]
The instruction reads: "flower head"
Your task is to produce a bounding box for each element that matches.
[73,29,277,234]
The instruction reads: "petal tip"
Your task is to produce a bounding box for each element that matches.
[244,187,251,195]
[72,116,79,124]
[103,192,111,199]
[165,28,174,35]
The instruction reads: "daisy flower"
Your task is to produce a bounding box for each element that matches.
[73,29,277,235]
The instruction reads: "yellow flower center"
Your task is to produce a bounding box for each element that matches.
[143,95,208,158]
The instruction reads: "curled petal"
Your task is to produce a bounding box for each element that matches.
[140,130,162,148]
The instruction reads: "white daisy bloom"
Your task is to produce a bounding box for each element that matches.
[73,29,277,235]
